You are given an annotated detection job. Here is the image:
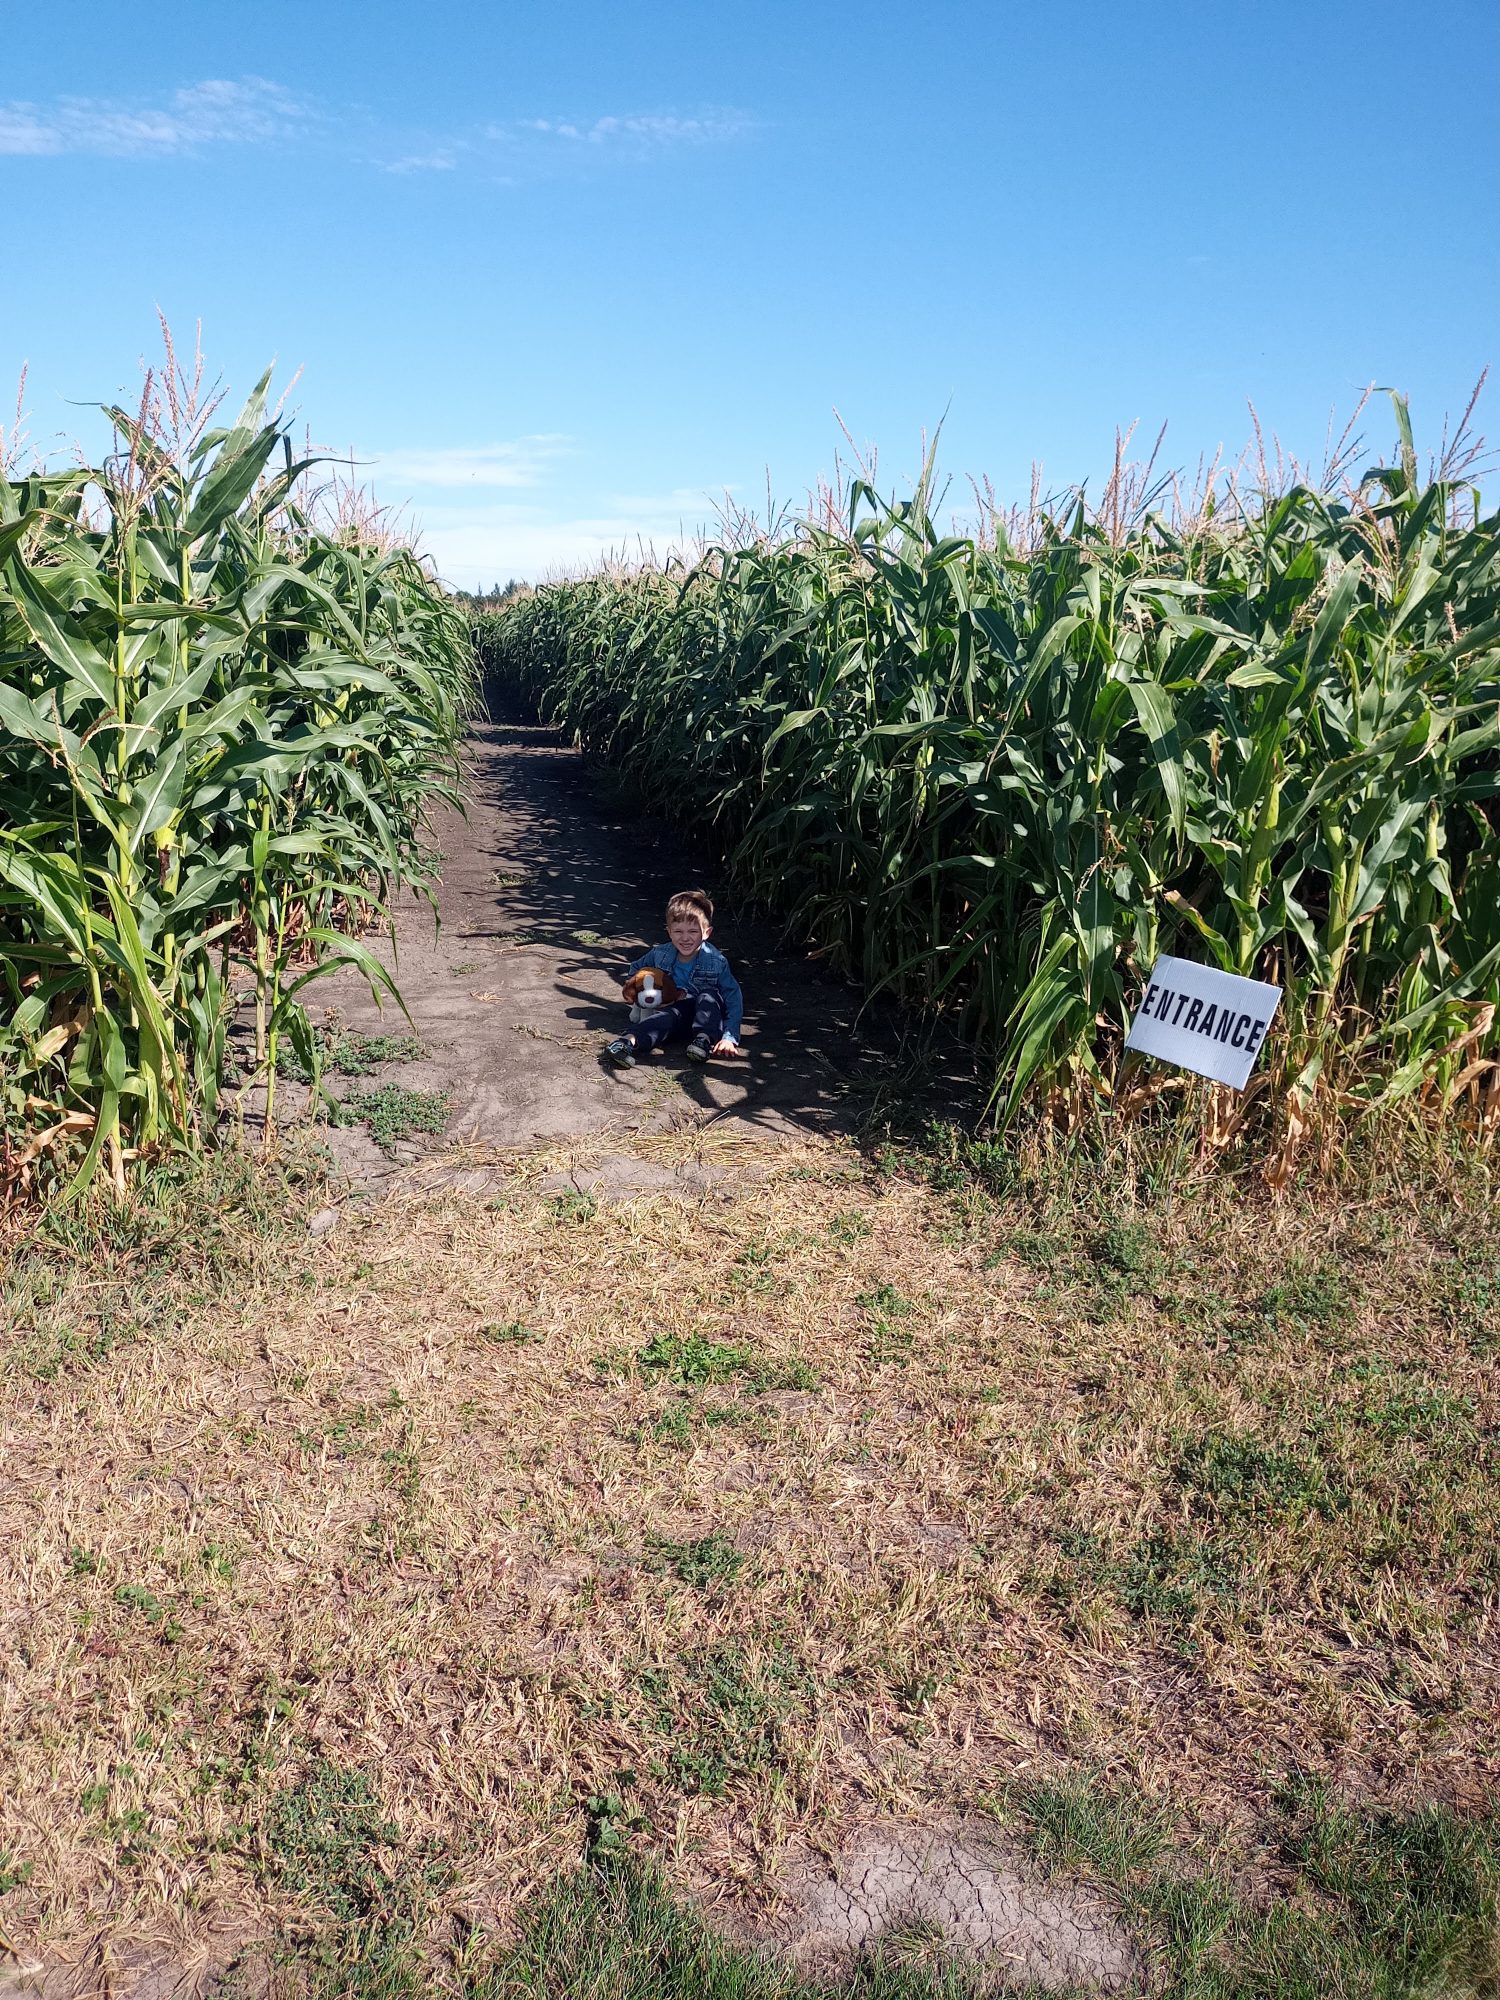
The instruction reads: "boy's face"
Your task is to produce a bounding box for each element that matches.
[668,910,709,958]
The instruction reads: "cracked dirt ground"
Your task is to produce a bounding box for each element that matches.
[770,1821,1139,1988]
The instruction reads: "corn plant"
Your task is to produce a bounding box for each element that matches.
[477,400,1500,1165]
[1,355,476,1201]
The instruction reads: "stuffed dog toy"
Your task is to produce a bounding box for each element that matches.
[623,967,682,1023]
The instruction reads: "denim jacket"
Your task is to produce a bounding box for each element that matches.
[626,941,744,1040]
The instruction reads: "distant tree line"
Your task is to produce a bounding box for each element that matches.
[454,578,527,609]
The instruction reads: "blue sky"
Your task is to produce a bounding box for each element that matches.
[4,1,1496,585]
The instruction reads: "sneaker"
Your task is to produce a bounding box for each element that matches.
[686,1033,712,1063]
[605,1037,637,1068]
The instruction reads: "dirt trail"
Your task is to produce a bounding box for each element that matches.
[314,705,885,1178]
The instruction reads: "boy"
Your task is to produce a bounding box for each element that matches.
[606,889,745,1068]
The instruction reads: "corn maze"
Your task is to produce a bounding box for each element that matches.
[0,353,476,1202]
[478,401,1500,1168]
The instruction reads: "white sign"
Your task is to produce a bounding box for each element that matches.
[1125,954,1282,1090]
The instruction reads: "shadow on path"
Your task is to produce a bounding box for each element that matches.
[310,703,961,1168]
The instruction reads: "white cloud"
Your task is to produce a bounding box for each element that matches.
[0,77,304,157]
[408,494,733,588]
[361,437,571,490]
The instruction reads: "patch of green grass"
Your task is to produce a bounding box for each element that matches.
[294,1402,382,1458]
[276,1027,428,1083]
[1174,1432,1345,1525]
[113,1583,183,1643]
[636,1333,751,1387]
[857,1283,918,1365]
[635,1332,817,1394]
[1434,1249,1500,1355]
[899,1119,1017,1202]
[829,1208,872,1244]
[1002,1225,1070,1270]
[2,1148,316,1382]
[1354,1376,1478,1443]
[998,1767,1500,2000]
[635,1399,745,1448]
[332,1031,428,1077]
[344,1083,451,1156]
[644,1530,746,1592]
[200,1540,238,1582]
[1137,1791,1500,1998]
[1257,1258,1348,1334]
[1003,1771,1173,1884]
[635,1641,811,1800]
[1275,1777,1500,1987]
[729,1238,782,1296]
[264,1759,401,1924]
[1093,1217,1156,1276]
[0,1851,34,1898]
[1049,1525,1239,1631]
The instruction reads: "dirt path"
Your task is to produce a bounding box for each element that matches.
[314,706,885,1179]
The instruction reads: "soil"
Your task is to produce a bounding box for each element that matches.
[304,707,921,1180]
[768,1820,1140,1989]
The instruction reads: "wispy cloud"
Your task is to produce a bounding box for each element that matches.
[384,149,459,175]
[409,491,735,588]
[0,79,755,178]
[380,106,755,176]
[0,77,305,158]
[361,437,571,490]
[511,110,754,149]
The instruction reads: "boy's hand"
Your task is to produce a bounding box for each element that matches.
[712,1036,743,1057]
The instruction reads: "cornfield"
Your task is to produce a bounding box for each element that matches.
[478,398,1500,1168]
[1,341,476,1202]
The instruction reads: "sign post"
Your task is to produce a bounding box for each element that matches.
[1125,955,1282,1091]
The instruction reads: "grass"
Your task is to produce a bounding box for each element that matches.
[1,1125,1497,1994]
[644,1529,748,1591]
[476,1858,1002,1998]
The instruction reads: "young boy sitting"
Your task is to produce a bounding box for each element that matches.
[606,889,745,1068]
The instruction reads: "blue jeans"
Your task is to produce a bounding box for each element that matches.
[628,989,725,1054]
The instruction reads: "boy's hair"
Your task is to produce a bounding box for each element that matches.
[666,889,713,928]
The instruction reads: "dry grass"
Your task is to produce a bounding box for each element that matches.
[1,1129,1497,1989]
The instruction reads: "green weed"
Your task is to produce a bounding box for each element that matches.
[546,1191,599,1226]
[635,1399,744,1448]
[857,1283,918,1365]
[635,1642,810,1800]
[829,1208,873,1244]
[343,1083,451,1157]
[644,1531,746,1592]
[1174,1432,1345,1524]
[264,1759,400,1924]
[0,1851,33,1898]
[637,1334,756,1387]
[478,1319,539,1345]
